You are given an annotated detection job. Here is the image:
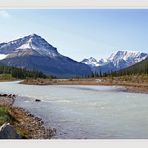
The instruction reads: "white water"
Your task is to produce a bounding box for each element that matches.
[0,81,148,139]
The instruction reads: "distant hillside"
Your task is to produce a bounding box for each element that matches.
[116,57,148,76]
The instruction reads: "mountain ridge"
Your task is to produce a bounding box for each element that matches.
[81,50,148,73]
[0,34,147,77]
[0,34,91,78]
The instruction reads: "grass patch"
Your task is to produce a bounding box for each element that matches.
[0,74,13,81]
[0,107,11,126]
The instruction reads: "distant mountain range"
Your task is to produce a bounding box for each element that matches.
[0,34,91,78]
[81,51,148,73]
[0,34,147,77]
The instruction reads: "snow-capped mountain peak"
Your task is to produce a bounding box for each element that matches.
[81,50,148,73]
[81,57,100,67]
[29,33,39,37]
[98,58,108,64]
[108,50,139,61]
[107,50,148,68]
[81,57,107,67]
[17,34,60,57]
[0,34,60,58]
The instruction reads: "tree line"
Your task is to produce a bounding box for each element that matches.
[0,64,55,79]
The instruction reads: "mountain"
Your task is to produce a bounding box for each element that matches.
[81,57,107,67]
[107,51,147,69]
[118,57,148,75]
[81,51,148,73]
[81,57,108,72]
[0,34,91,78]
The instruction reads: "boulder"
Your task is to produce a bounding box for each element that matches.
[35,99,41,102]
[0,94,8,97]
[0,123,21,139]
[12,94,16,98]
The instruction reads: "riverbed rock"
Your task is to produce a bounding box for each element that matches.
[0,94,8,97]
[35,99,41,102]
[0,123,21,139]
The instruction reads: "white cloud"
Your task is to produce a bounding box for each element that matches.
[0,10,10,18]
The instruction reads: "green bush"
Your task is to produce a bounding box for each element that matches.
[0,107,11,125]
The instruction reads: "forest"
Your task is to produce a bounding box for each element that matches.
[0,64,48,80]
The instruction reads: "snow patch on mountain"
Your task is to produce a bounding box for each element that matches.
[0,54,8,60]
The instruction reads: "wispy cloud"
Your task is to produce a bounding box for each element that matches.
[0,10,10,18]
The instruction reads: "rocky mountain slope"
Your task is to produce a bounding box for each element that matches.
[0,34,91,78]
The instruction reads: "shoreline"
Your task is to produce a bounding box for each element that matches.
[21,78,148,94]
[0,94,55,139]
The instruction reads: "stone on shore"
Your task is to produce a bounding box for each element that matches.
[0,123,21,139]
[35,99,41,102]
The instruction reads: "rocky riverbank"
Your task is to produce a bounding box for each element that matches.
[0,94,56,139]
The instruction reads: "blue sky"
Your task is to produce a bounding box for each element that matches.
[0,9,148,61]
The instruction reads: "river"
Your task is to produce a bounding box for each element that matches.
[0,81,148,139]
